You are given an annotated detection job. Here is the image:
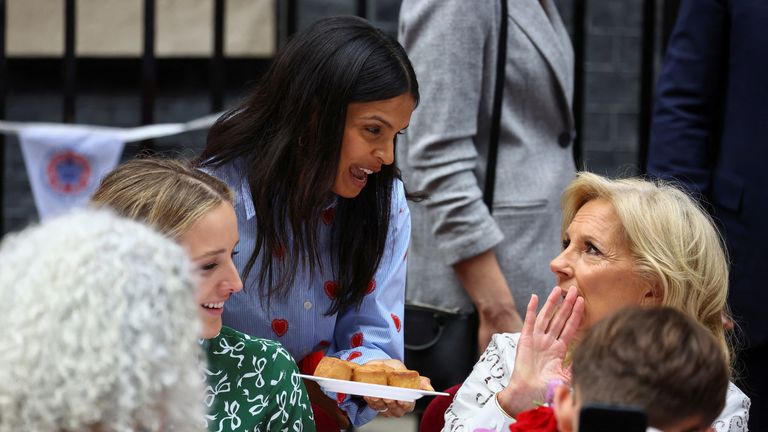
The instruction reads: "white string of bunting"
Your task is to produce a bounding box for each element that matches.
[0,112,222,220]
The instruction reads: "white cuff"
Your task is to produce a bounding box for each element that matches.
[463,392,515,431]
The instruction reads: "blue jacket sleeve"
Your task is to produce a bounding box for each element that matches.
[647,0,728,197]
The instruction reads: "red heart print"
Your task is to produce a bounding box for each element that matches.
[324,281,338,299]
[391,313,401,332]
[271,319,289,337]
[321,208,335,225]
[347,351,362,361]
[366,279,376,294]
[336,393,347,404]
[351,332,363,348]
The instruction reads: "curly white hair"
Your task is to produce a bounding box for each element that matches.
[0,209,206,432]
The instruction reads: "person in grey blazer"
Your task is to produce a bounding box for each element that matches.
[398,0,576,353]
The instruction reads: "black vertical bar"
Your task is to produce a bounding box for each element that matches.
[141,0,156,152]
[638,0,656,172]
[572,0,586,169]
[211,0,225,112]
[63,0,76,123]
[276,0,297,49]
[287,0,298,37]
[0,0,6,235]
[356,0,367,19]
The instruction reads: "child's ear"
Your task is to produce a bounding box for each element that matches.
[553,385,576,432]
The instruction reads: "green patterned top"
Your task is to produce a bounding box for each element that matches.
[202,326,316,432]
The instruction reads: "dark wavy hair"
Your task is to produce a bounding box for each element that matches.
[200,16,419,314]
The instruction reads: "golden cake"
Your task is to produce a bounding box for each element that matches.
[387,369,420,389]
[314,356,357,380]
[351,363,392,385]
[314,358,426,390]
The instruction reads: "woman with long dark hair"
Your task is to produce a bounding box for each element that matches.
[200,16,425,429]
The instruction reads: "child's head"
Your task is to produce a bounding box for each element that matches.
[553,306,729,432]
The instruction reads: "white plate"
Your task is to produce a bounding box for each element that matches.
[297,374,449,402]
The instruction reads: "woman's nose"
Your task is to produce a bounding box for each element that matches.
[550,249,573,282]
[223,260,244,293]
[375,141,395,165]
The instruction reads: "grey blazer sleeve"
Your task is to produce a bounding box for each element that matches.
[398,0,504,266]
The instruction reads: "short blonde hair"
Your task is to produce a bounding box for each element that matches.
[91,158,233,239]
[562,172,731,364]
[0,209,205,431]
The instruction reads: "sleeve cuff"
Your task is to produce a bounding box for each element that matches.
[494,392,517,422]
[438,220,504,266]
[465,392,515,431]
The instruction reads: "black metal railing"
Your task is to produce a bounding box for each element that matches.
[0,0,681,237]
[0,0,5,234]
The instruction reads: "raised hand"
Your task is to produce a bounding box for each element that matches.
[496,286,584,417]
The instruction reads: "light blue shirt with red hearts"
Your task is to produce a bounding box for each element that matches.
[209,160,409,427]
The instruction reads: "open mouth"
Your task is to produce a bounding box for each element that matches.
[202,302,225,309]
[350,166,373,181]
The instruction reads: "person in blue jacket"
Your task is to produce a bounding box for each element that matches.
[199,15,430,430]
[647,1,768,429]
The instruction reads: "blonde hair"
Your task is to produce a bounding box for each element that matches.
[562,172,731,364]
[91,158,233,239]
[0,209,205,432]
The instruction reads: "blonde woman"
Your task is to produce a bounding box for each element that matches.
[91,158,315,432]
[442,172,749,432]
[0,209,205,432]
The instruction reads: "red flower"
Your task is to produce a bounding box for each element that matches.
[509,406,558,432]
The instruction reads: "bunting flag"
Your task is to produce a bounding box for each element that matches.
[19,126,125,220]
[1,112,221,220]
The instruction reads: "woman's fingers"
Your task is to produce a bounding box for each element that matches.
[520,293,540,337]
[365,397,413,417]
[534,286,564,333]
[364,396,387,412]
[558,296,585,343]
[547,286,578,338]
[392,399,415,416]
[419,376,434,392]
[365,358,406,370]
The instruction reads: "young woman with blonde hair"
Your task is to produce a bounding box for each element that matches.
[92,157,315,432]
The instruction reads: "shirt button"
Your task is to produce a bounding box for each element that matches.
[558,131,573,148]
[304,300,313,310]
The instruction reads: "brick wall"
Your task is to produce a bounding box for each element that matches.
[1,0,657,234]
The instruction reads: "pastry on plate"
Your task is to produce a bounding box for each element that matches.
[314,356,357,380]
[352,363,392,385]
[387,369,420,389]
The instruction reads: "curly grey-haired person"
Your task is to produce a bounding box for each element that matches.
[0,209,206,432]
